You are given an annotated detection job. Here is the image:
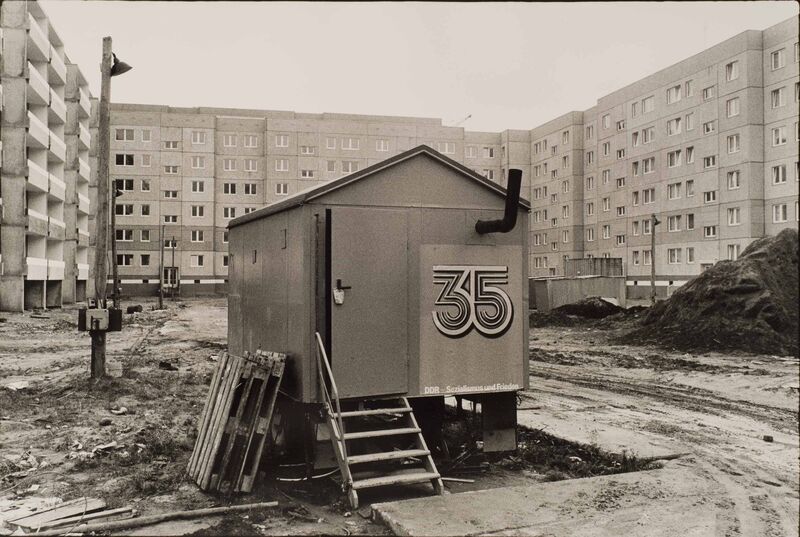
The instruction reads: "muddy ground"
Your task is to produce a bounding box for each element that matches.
[1,298,798,536]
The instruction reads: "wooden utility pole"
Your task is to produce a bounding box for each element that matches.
[650,213,660,305]
[158,224,165,309]
[91,37,113,379]
[171,236,176,299]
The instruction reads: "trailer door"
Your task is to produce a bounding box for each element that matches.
[328,207,408,398]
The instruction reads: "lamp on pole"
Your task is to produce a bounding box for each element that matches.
[91,36,132,378]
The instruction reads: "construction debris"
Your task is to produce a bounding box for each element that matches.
[552,297,623,319]
[623,229,799,355]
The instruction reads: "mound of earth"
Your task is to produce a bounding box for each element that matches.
[552,297,624,319]
[529,310,577,328]
[622,229,799,356]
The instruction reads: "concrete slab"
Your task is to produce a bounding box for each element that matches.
[372,465,719,537]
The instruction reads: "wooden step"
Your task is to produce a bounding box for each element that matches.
[334,407,411,418]
[352,471,441,490]
[342,427,421,441]
[347,449,430,465]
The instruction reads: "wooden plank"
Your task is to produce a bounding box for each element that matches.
[188,351,229,476]
[6,497,88,523]
[199,355,245,489]
[347,449,430,465]
[335,407,411,418]
[232,362,273,492]
[35,507,135,530]
[238,356,286,492]
[352,471,441,490]
[194,356,236,485]
[8,498,107,529]
[343,427,420,441]
[209,361,256,490]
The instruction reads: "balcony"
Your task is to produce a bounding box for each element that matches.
[26,14,50,62]
[26,208,48,236]
[48,90,66,124]
[78,158,90,181]
[78,123,90,149]
[49,173,66,201]
[78,193,90,214]
[78,89,91,118]
[27,159,49,192]
[25,257,48,280]
[48,132,66,162]
[27,62,50,105]
[48,217,66,241]
[47,259,65,281]
[77,263,89,280]
[27,111,49,148]
[48,46,67,86]
[77,230,89,247]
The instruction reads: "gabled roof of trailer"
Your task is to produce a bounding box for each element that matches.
[229,145,530,228]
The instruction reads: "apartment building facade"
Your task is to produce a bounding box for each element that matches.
[0,0,94,311]
[109,16,796,297]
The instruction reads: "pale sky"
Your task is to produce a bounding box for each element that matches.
[42,1,798,133]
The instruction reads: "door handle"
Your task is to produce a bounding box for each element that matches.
[335,279,352,291]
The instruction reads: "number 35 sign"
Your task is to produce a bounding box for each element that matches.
[431,265,514,338]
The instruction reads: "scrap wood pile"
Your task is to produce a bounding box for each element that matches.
[623,228,799,355]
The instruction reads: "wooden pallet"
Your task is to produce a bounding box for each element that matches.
[187,350,286,493]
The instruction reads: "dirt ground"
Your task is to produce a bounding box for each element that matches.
[1,298,798,536]
[526,317,799,537]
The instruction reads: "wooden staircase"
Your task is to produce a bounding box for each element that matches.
[315,334,443,509]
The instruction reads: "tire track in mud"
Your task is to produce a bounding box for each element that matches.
[528,362,798,433]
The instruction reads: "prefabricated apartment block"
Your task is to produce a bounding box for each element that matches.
[0,0,95,311]
[107,16,797,298]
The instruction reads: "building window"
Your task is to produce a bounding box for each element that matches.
[633,251,640,265]
[465,145,477,158]
[342,161,359,173]
[115,128,135,141]
[190,156,205,169]
[245,207,256,214]
[223,158,236,171]
[616,235,626,246]
[141,230,150,242]
[586,202,594,215]
[222,232,229,243]
[223,255,229,267]
[685,181,694,197]
[164,141,178,149]
[725,60,739,81]
[586,125,594,139]
[642,96,654,113]
[326,137,336,150]
[276,183,289,196]
[139,180,150,193]
[244,135,258,148]
[275,159,289,172]
[667,117,682,136]
[191,230,204,242]
[163,190,178,199]
[773,203,788,222]
[631,101,639,117]
[704,225,717,238]
[115,154,134,166]
[642,126,654,144]
[191,205,204,217]
[726,97,740,118]
[632,191,640,206]
[727,134,740,154]
[602,114,610,129]
[327,160,336,173]
[643,157,655,174]
[703,190,717,203]
[301,169,314,179]
[117,254,133,266]
[602,142,610,156]
[686,213,695,230]
[602,225,611,239]
[342,137,360,151]
[632,161,640,176]
[190,255,204,267]
[139,154,151,167]
[223,207,236,219]
[116,178,134,192]
[685,79,693,97]
[562,205,570,218]
[702,86,715,100]
[616,206,626,217]
[562,230,570,243]
[275,134,289,148]
[666,85,681,104]
[482,146,495,158]
[164,165,178,174]
[141,204,150,216]
[437,142,455,155]
[616,149,626,159]
[163,215,178,224]
[223,134,236,147]
[562,155,569,169]
[703,155,717,169]
[300,145,315,155]
[703,121,716,135]
[483,169,494,180]
[667,150,682,168]
[643,220,652,235]
[668,248,682,264]
[668,215,681,232]
[191,180,204,193]
[115,204,134,216]
[376,140,389,152]
[223,182,236,195]
[771,164,787,184]
[164,239,177,248]
[727,207,741,226]
[586,228,595,242]
[602,197,610,212]
[772,126,787,146]
[244,183,257,195]
[244,159,258,172]
[115,229,133,241]
[668,183,681,200]
[616,120,626,131]
[643,188,655,204]
[771,48,785,70]
[771,87,785,108]
[643,250,652,265]
[685,112,694,131]
[726,244,740,261]
[585,176,594,190]
[727,170,741,189]
[616,177,626,188]
[562,180,570,193]
[686,146,694,163]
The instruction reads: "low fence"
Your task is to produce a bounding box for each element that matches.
[529,276,627,312]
